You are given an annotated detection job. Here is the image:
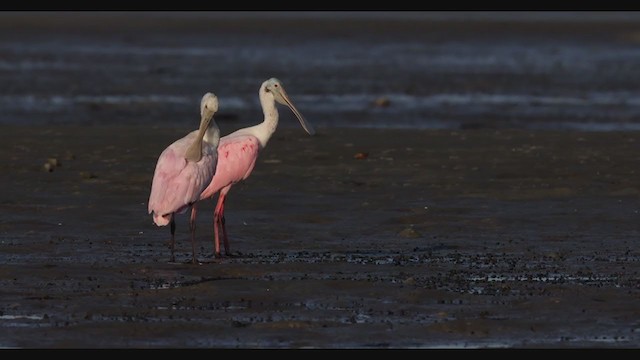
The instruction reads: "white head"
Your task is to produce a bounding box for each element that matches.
[185,92,219,163]
[261,78,315,136]
[200,92,219,119]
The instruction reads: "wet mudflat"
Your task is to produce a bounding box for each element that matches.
[1,125,639,348]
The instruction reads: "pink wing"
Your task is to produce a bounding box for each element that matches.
[199,134,260,200]
[148,132,218,226]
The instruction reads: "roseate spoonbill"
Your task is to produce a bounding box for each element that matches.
[191,78,315,257]
[148,92,221,264]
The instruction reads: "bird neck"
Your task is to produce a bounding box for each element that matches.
[185,114,214,162]
[204,122,220,149]
[255,96,278,147]
[185,133,204,163]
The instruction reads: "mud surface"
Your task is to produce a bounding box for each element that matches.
[1,125,639,348]
[2,11,640,349]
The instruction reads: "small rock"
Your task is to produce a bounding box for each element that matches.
[373,97,391,108]
[80,171,98,179]
[354,152,369,160]
[402,277,416,285]
[47,158,60,167]
[398,227,421,238]
[43,157,60,172]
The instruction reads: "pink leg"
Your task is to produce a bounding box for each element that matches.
[220,202,230,256]
[189,204,198,264]
[213,193,224,257]
[213,186,232,257]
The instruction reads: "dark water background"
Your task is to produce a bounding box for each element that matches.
[3,11,640,131]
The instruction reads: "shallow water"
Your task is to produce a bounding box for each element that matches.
[3,11,640,131]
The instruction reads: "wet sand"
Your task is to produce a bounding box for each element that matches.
[1,124,639,348]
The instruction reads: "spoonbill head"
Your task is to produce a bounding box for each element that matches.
[263,77,315,136]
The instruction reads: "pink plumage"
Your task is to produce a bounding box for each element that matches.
[199,134,260,200]
[147,92,221,263]
[148,132,218,225]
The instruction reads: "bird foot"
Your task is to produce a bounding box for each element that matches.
[213,251,241,259]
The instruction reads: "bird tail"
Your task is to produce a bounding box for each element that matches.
[152,212,172,226]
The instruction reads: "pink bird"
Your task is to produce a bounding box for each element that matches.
[191,78,315,257]
[148,92,221,264]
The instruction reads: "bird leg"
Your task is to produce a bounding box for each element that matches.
[217,187,234,257]
[213,197,223,258]
[213,188,230,258]
[169,217,176,263]
[189,205,198,264]
[220,202,230,256]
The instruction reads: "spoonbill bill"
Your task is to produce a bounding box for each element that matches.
[148,92,221,264]
[192,78,315,257]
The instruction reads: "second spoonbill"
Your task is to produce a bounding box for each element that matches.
[148,92,221,263]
